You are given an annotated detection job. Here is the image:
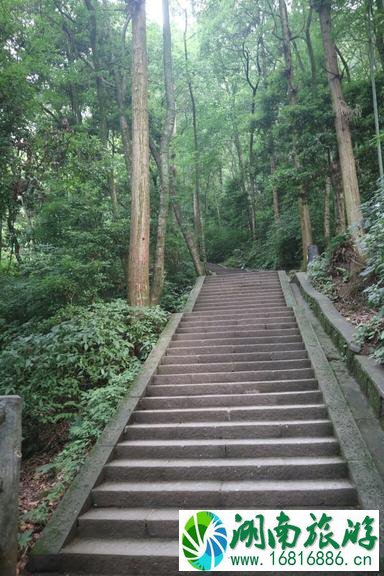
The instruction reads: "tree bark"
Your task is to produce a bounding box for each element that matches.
[84,0,108,143]
[151,0,176,304]
[374,0,384,70]
[234,129,256,238]
[184,9,206,269]
[316,0,364,249]
[324,173,331,244]
[367,0,384,180]
[329,154,346,234]
[279,0,313,268]
[270,153,280,222]
[242,44,260,240]
[170,168,204,276]
[128,0,150,306]
[305,7,317,96]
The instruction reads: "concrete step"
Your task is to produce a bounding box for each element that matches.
[58,537,177,575]
[124,419,334,440]
[194,300,287,311]
[29,270,362,576]
[197,292,284,303]
[139,390,322,409]
[157,358,310,375]
[152,367,315,385]
[168,335,303,348]
[92,479,357,508]
[177,320,297,333]
[197,288,284,296]
[131,404,327,424]
[115,437,340,459]
[179,316,295,328]
[147,378,319,397]
[173,328,301,341]
[183,308,291,320]
[161,350,307,365]
[166,342,305,355]
[104,456,348,482]
[181,312,295,324]
[76,508,179,539]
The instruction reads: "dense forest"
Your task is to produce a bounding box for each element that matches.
[1,0,384,560]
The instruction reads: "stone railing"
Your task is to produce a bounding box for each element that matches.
[0,396,22,576]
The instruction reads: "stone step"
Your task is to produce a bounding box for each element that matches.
[152,367,314,385]
[131,404,327,424]
[204,279,280,287]
[168,335,303,348]
[140,390,322,409]
[199,289,283,298]
[104,456,348,482]
[161,350,307,365]
[147,378,319,397]
[179,316,295,329]
[115,437,340,459]
[166,342,305,355]
[177,320,297,334]
[124,419,334,440]
[183,308,291,320]
[172,328,301,341]
[77,508,180,539]
[57,537,177,575]
[157,358,310,375]
[181,312,295,324]
[194,300,287,311]
[91,479,357,508]
[29,270,362,576]
[197,291,284,303]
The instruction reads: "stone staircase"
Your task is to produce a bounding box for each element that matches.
[32,270,358,575]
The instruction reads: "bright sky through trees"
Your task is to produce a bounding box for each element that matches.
[146,0,163,25]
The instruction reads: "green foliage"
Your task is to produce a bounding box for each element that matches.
[308,252,336,298]
[355,185,384,363]
[1,298,169,528]
[0,300,169,454]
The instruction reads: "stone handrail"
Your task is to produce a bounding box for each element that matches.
[0,396,22,576]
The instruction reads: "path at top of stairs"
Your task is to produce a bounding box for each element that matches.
[30,269,360,576]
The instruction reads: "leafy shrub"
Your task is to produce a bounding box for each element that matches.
[0,299,169,454]
[160,280,192,312]
[1,298,170,531]
[355,316,384,364]
[308,252,336,298]
[355,184,384,363]
[0,246,120,324]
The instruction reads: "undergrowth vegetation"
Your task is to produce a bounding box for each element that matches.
[0,299,169,536]
[308,185,384,364]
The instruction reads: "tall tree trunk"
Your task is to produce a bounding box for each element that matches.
[84,0,108,143]
[374,0,384,70]
[184,10,206,269]
[101,0,132,178]
[151,0,176,304]
[330,156,347,234]
[234,129,256,238]
[279,0,313,268]
[242,44,260,240]
[270,153,280,222]
[324,173,331,244]
[128,0,150,306]
[367,0,384,180]
[316,0,364,251]
[305,7,317,96]
[170,167,204,276]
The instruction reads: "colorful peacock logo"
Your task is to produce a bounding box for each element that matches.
[182,511,228,571]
